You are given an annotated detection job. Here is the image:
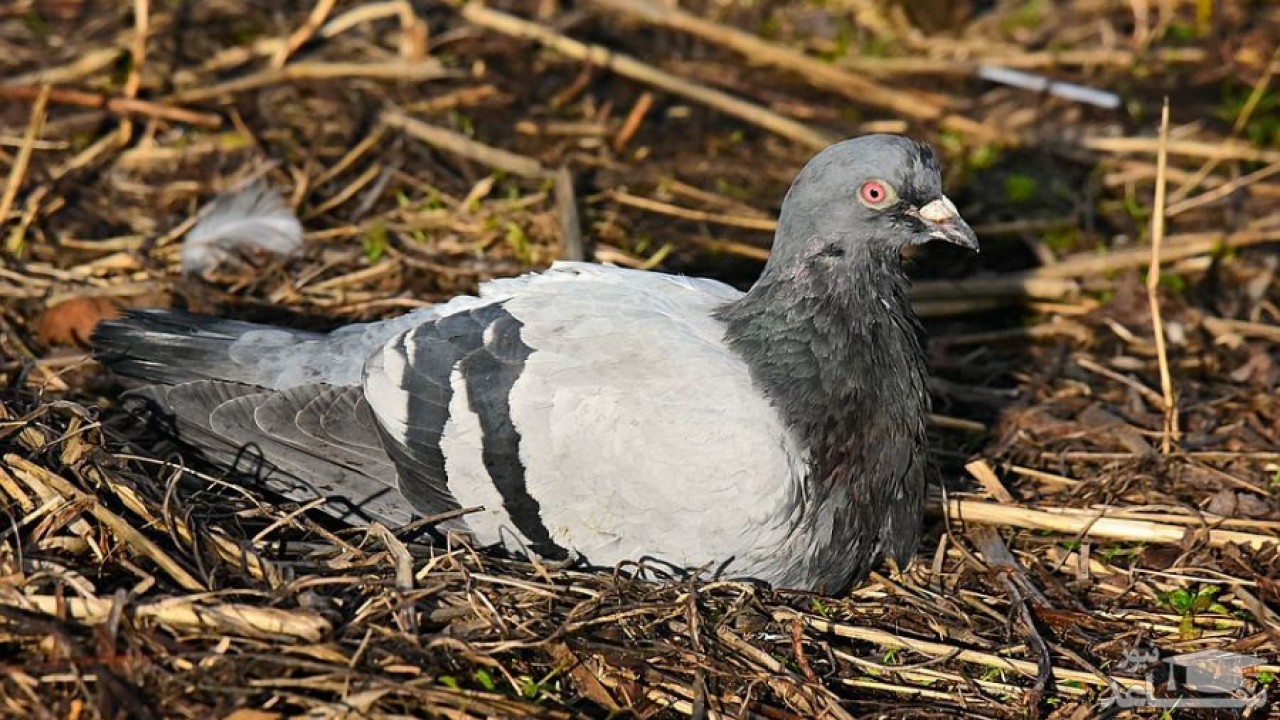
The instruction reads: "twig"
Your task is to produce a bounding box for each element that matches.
[838,47,1206,75]
[928,414,986,433]
[1148,100,1179,453]
[716,626,850,720]
[312,123,390,187]
[1075,356,1166,408]
[6,47,123,87]
[382,108,546,178]
[274,0,338,67]
[117,0,150,144]
[610,191,778,231]
[680,234,770,261]
[547,643,621,711]
[0,85,222,128]
[1167,161,1280,217]
[777,608,1142,690]
[1081,135,1280,164]
[1202,316,1280,343]
[167,60,450,104]
[124,0,148,100]
[1,84,49,257]
[554,166,585,261]
[456,2,837,150]
[1046,450,1280,462]
[613,91,654,153]
[320,1,428,59]
[1024,225,1280,279]
[971,528,1052,707]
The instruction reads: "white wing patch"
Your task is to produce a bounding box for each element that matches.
[500,268,808,577]
[439,368,530,548]
[363,333,411,434]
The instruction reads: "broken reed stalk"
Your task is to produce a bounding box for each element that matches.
[940,497,1279,550]
[1148,100,1179,453]
[0,594,331,642]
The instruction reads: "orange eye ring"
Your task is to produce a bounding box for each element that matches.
[858,179,897,208]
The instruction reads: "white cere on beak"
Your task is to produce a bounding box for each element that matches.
[918,196,959,223]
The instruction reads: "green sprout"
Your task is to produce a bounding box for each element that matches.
[1158,585,1229,638]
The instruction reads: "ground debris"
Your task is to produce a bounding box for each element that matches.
[2,0,1279,717]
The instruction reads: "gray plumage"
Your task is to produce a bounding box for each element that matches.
[182,182,304,276]
[94,135,978,592]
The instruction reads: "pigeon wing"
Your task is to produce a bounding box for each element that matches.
[363,263,808,572]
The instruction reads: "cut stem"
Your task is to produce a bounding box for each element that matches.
[1148,99,1179,453]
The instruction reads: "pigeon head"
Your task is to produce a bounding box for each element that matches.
[767,135,978,273]
[719,136,978,589]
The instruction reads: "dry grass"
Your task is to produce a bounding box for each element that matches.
[2,0,1279,717]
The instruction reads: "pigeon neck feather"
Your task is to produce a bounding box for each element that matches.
[716,236,930,592]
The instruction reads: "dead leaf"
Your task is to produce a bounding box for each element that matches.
[37,296,121,348]
[1079,405,1152,455]
[1205,489,1275,519]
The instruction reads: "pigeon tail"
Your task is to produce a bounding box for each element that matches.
[92,309,321,387]
[92,310,410,526]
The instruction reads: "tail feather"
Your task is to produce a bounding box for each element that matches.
[209,388,409,525]
[94,310,415,527]
[93,309,320,387]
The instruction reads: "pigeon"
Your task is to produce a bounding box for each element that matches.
[93,135,978,593]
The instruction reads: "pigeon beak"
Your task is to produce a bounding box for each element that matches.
[911,196,979,252]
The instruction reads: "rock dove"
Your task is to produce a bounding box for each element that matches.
[93,135,978,592]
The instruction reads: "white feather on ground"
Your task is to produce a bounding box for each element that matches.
[181,182,304,275]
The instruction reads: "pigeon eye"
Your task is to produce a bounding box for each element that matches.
[858,179,896,208]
